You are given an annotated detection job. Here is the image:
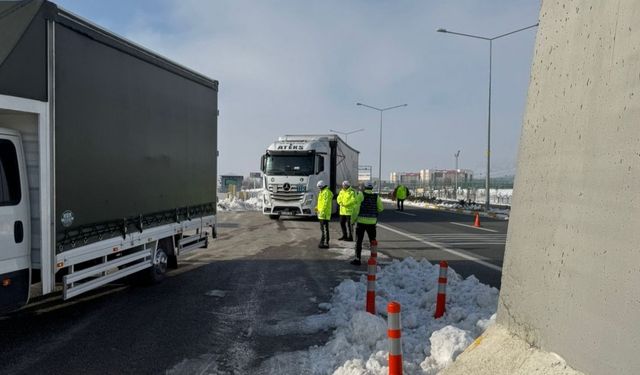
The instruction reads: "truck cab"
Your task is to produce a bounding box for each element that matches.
[0,128,31,312]
[261,144,326,218]
[260,135,359,219]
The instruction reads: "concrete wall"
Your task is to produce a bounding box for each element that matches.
[497,1,640,374]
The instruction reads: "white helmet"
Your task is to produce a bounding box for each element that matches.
[317,180,327,188]
[342,180,351,187]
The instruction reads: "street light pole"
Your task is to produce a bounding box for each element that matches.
[437,23,538,211]
[454,150,460,199]
[328,128,364,143]
[356,102,408,193]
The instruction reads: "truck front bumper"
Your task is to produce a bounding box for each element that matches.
[263,204,313,217]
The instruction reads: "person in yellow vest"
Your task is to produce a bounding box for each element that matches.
[351,181,383,265]
[351,183,364,227]
[393,183,409,211]
[336,180,357,241]
[315,180,333,248]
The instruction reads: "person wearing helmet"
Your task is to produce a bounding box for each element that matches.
[336,180,357,241]
[315,180,333,248]
[351,181,383,265]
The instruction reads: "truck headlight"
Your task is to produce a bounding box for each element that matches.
[303,194,313,205]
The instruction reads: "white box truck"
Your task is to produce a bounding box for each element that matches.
[0,1,217,312]
[260,134,359,218]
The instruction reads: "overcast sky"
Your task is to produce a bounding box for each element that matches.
[55,0,541,179]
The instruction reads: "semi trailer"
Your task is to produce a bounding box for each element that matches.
[260,134,359,218]
[0,0,218,312]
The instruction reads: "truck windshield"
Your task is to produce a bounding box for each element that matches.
[265,154,314,176]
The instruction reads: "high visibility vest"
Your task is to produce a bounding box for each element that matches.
[359,193,379,218]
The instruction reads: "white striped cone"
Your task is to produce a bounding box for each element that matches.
[387,301,402,374]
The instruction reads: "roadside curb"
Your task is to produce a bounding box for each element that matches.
[439,324,585,375]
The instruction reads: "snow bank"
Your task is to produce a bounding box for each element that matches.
[217,195,263,211]
[258,258,498,374]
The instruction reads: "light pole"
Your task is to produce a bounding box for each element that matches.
[437,23,538,211]
[454,150,460,199]
[356,102,408,193]
[329,128,364,143]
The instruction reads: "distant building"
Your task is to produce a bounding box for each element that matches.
[419,169,473,187]
[400,172,420,187]
[389,172,421,187]
[219,175,244,193]
[390,169,474,188]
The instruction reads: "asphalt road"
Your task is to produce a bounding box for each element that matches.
[0,212,365,375]
[0,206,508,374]
[377,202,508,288]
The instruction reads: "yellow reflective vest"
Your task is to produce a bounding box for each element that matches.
[316,187,333,220]
[336,187,357,216]
[395,185,408,200]
[354,189,383,224]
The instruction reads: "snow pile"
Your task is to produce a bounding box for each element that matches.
[258,258,498,374]
[217,195,263,211]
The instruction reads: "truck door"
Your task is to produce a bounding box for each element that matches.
[0,134,30,312]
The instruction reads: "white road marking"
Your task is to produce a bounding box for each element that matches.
[439,242,506,246]
[419,233,506,237]
[395,211,416,216]
[378,223,502,272]
[449,222,499,232]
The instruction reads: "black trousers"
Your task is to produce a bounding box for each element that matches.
[355,223,377,260]
[397,199,405,210]
[339,215,353,238]
[319,219,330,244]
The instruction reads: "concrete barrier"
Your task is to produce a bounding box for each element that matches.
[447,1,640,374]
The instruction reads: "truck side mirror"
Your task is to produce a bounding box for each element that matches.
[260,155,266,172]
[317,156,324,174]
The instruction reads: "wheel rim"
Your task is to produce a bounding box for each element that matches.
[154,248,168,275]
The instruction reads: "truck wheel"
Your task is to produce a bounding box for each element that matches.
[269,214,279,220]
[168,254,178,269]
[146,246,168,283]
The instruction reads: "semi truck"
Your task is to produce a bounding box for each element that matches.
[260,134,359,218]
[0,0,218,312]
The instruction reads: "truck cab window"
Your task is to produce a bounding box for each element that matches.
[0,140,21,206]
[317,155,324,173]
[265,154,315,176]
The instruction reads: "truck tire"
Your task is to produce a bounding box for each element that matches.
[145,246,168,283]
[168,254,178,269]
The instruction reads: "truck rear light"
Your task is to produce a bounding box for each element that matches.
[2,278,11,287]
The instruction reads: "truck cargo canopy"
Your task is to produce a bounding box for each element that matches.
[0,0,47,100]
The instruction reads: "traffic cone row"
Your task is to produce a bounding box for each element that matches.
[362,241,453,374]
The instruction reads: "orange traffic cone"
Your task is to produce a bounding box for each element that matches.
[474,212,481,227]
